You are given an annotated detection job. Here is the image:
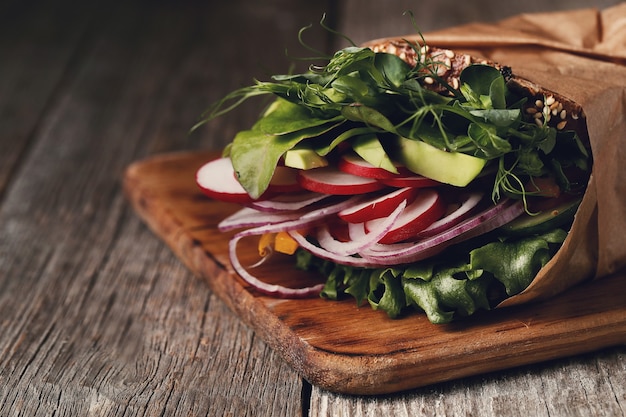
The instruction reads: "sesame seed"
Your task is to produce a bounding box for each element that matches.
[533,112,543,119]
[535,99,544,108]
[535,118,544,127]
[557,120,567,130]
[560,110,567,119]
[545,96,555,106]
[572,113,579,120]
[424,76,435,84]
[526,107,538,115]
[444,49,455,59]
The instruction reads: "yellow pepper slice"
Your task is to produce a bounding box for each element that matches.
[258,232,299,256]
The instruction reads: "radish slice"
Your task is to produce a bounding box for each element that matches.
[197,158,261,204]
[378,173,441,188]
[316,200,407,256]
[297,166,385,195]
[366,189,446,244]
[337,152,409,179]
[361,199,525,264]
[337,187,419,223]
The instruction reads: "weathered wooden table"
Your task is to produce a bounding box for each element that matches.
[2,1,625,415]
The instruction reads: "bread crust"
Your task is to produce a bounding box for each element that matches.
[368,39,589,145]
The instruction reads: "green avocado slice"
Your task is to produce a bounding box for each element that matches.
[395,137,487,187]
[499,197,582,236]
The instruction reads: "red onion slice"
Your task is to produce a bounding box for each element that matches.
[228,234,324,298]
[411,191,485,240]
[218,207,303,232]
[316,200,407,256]
[361,199,525,265]
[288,230,382,268]
[224,196,366,297]
[248,192,329,213]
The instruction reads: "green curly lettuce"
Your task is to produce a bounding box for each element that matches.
[296,228,567,324]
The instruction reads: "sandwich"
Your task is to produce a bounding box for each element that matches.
[192,32,591,323]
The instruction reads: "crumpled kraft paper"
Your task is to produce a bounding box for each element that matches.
[369,4,626,307]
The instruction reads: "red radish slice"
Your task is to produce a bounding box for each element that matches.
[197,158,262,204]
[378,173,441,188]
[338,187,419,223]
[266,165,304,193]
[366,189,446,244]
[337,152,409,179]
[297,166,385,195]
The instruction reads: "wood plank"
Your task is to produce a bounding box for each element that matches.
[123,151,626,396]
[0,1,332,415]
[0,0,100,197]
[310,345,626,416]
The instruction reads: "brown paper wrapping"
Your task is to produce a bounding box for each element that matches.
[370,5,626,307]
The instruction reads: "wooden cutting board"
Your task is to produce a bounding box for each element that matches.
[123,151,626,395]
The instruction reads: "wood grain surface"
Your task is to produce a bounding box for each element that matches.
[123,151,626,395]
[2,0,625,415]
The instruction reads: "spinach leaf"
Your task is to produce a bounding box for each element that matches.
[460,64,507,109]
[230,119,343,198]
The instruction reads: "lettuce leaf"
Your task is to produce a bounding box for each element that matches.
[297,228,567,324]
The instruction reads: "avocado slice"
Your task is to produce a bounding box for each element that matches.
[499,197,582,236]
[283,148,328,170]
[395,137,487,187]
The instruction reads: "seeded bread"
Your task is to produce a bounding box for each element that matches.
[369,40,589,145]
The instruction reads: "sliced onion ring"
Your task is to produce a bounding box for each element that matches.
[228,234,324,298]
[316,200,407,256]
[224,196,364,297]
[248,192,329,212]
[361,199,525,265]
[411,191,485,240]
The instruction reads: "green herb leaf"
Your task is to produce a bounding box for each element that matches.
[230,120,342,198]
[256,99,342,135]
